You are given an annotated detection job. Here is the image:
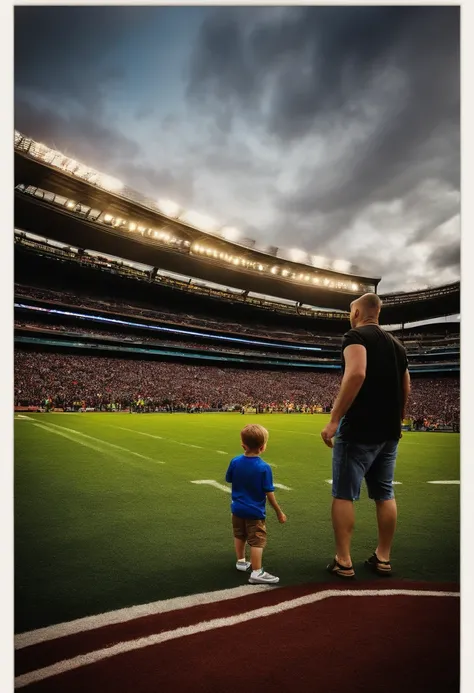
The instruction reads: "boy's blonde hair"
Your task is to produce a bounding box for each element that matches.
[241,424,269,452]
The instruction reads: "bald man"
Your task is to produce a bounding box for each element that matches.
[321,293,410,578]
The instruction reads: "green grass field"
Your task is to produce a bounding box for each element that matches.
[14,412,460,633]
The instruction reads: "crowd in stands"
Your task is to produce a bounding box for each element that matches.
[14,350,459,424]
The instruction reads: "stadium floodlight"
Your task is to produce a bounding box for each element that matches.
[333,259,351,273]
[129,223,137,231]
[259,265,265,271]
[281,269,289,277]
[104,214,113,223]
[157,199,180,218]
[351,282,359,291]
[137,225,146,233]
[99,174,124,193]
[312,277,320,284]
[324,278,330,286]
[289,247,307,263]
[304,275,310,281]
[181,210,219,233]
[311,255,326,268]
[66,201,75,209]
[221,227,241,242]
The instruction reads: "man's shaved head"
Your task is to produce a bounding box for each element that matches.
[349,293,382,328]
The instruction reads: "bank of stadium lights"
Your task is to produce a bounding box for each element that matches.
[157,199,181,218]
[333,259,352,273]
[181,210,220,234]
[97,174,124,193]
[221,227,241,242]
[311,255,327,269]
[288,247,308,264]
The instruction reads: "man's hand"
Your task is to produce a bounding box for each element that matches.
[321,420,338,448]
[277,511,287,524]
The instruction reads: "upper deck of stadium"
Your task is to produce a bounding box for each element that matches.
[14,130,460,322]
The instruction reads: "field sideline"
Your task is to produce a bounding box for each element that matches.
[14,412,460,634]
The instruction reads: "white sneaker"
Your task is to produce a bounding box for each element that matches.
[236,560,251,572]
[249,569,279,584]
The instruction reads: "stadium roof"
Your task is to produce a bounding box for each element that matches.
[379,282,460,325]
[15,131,378,281]
[14,132,380,306]
[14,131,459,322]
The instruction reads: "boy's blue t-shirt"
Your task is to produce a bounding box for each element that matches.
[225,454,275,519]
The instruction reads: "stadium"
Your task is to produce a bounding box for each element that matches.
[14,130,460,692]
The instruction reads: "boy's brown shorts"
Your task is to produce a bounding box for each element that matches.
[232,514,267,548]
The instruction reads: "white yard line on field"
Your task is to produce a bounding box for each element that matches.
[40,422,164,464]
[112,425,231,455]
[427,480,460,485]
[32,423,113,457]
[190,479,231,493]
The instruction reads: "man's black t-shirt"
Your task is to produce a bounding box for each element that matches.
[338,324,408,444]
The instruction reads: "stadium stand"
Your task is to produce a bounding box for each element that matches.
[14,132,460,428]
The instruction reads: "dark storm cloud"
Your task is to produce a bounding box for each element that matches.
[14,6,150,112]
[13,6,460,293]
[428,243,461,272]
[188,6,460,262]
[15,97,195,203]
[15,97,139,170]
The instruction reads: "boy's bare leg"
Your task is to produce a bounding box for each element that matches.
[234,538,247,561]
[250,547,263,571]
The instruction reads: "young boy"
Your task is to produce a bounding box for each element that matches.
[225,423,287,584]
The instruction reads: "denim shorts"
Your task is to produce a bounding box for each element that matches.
[332,437,399,501]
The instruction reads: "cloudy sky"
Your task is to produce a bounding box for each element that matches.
[14,5,460,293]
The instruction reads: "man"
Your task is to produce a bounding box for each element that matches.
[321,293,410,578]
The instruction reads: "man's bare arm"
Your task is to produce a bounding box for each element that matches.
[401,368,411,421]
[330,344,367,425]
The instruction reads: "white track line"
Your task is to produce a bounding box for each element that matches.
[14,588,459,689]
[44,422,164,464]
[15,585,273,649]
[274,483,292,491]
